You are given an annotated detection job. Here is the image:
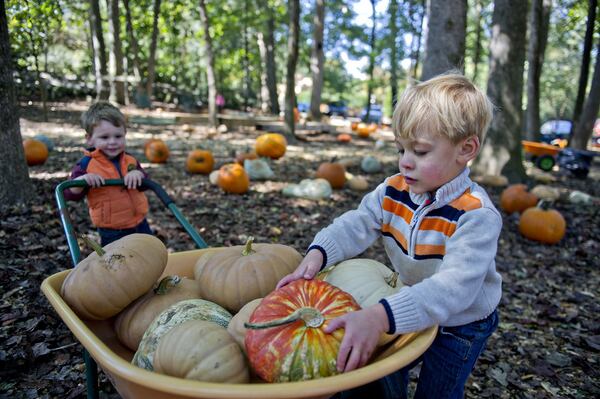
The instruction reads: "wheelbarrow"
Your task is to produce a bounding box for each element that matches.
[42,178,437,399]
[521,140,562,171]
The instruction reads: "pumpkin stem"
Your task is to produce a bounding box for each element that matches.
[241,236,256,256]
[537,199,550,209]
[154,275,181,295]
[385,272,400,288]
[80,235,105,256]
[244,307,324,330]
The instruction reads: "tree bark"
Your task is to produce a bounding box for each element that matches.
[389,0,399,109]
[471,0,528,182]
[89,0,109,100]
[309,0,325,121]
[145,0,162,104]
[570,0,597,138]
[410,0,426,80]
[0,0,31,205]
[257,3,279,115]
[199,0,218,127]
[421,0,467,80]
[123,0,146,107]
[471,0,483,83]
[284,0,300,139]
[571,39,600,150]
[107,0,126,104]
[525,0,552,141]
[364,0,377,120]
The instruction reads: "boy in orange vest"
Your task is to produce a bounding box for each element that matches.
[64,101,153,246]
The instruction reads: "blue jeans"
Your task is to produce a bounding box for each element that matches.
[332,309,499,399]
[97,218,154,246]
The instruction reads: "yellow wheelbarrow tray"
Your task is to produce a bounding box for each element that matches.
[42,247,437,399]
[521,140,563,171]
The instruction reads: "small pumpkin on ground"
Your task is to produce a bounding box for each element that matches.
[315,161,346,189]
[226,298,262,352]
[193,236,302,313]
[132,298,233,371]
[500,184,538,214]
[114,275,202,351]
[337,133,352,143]
[154,320,249,383]
[244,279,361,382]
[144,139,170,163]
[217,163,250,194]
[61,234,167,320]
[356,123,371,138]
[255,133,287,159]
[519,201,566,244]
[23,139,49,166]
[186,149,214,174]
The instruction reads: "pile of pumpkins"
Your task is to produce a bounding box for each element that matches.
[60,233,403,384]
[499,183,566,244]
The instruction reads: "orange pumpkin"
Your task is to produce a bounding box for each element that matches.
[186,149,214,174]
[350,122,359,131]
[217,163,250,194]
[145,139,169,163]
[255,133,287,159]
[235,151,258,165]
[23,139,49,166]
[356,123,371,138]
[316,162,346,189]
[519,205,566,244]
[337,133,352,143]
[500,184,538,214]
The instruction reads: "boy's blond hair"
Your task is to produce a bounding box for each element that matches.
[81,101,126,137]
[392,73,493,144]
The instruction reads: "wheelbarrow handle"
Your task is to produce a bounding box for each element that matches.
[55,178,208,267]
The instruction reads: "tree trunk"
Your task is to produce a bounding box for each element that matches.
[284,0,300,139]
[89,0,109,100]
[309,0,325,121]
[571,39,600,150]
[107,0,125,104]
[257,3,279,115]
[471,0,528,182]
[471,0,483,83]
[570,0,597,138]
[389,0,399,109]
[421,0,467,80]
[410,0,426,80]
[243,0,251,111]
[123,0,147,107]
[524,0,551,141]
[0,0,31,205]
[145,0,162,104]
[364,0,377,120]
[199,0,218,127]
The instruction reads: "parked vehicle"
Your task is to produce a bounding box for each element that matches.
[326,101,348,117]
[360,104,383,124]
[296,102,309,113]
[540,119,571,144]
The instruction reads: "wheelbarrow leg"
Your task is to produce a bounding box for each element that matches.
[84,348,99,399]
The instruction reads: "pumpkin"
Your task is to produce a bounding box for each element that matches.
[144,139,169,163]
[255,133,287,159]
[235,151,258,165]
[23,139,49,166]
[337,133,352,143]
[350,122,359,131]
[500,184,538,214]
[361,155,382,173]
[132,298,233,370]
[356,123,371,138]
[186,149,214,174]
[193,236,302,313]
[315,162,346,189]
[61,234,168,320]
[217,163,250,194]
[154,320,249,383]
[244,279,361,382]
[226,298,262,352]
[114,275,202,351]
[519,204,566,244]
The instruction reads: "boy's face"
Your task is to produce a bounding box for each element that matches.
[87,119,126,159]
[396,129,479,195]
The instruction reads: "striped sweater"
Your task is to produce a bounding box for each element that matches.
[310,168,502,334]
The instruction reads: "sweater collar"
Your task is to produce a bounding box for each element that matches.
[408,168,472,207]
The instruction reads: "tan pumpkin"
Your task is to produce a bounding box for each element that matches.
[217,163,250,194]
[226,298,262,352]
[61,234,168,320]
[154,320,249,383]
[500,184,538,214]
[144,139,170,163]
[186,149,214,174]
[194,237,302,312]
[255,133,287,159]
[519,204,566,244]
[23,139,49,166]
[315,162,346,189]
[114,275,202,351]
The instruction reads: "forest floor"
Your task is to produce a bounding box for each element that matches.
[1,101,599,399]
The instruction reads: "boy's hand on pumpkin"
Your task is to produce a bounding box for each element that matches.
[324,304,389,373]
[124,170,144,189]
[79,173,105,188]
[276,249,323,289]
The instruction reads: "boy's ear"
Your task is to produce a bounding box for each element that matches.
[458,136,480,163]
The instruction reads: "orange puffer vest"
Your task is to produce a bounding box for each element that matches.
[85,149,149,229]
